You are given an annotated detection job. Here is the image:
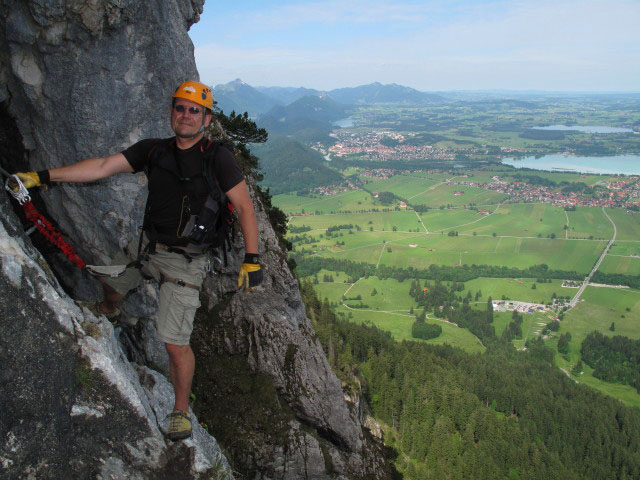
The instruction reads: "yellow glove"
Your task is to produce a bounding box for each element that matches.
[237,254,263,291]
[9,171,48,191]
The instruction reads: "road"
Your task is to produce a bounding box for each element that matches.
[570,207,617,307]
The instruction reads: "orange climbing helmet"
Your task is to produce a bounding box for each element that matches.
[172,80,213,111]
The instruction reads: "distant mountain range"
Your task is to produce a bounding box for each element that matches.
[212,79,445,117]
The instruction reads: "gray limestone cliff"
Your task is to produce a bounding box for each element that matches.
[0,1,391,479]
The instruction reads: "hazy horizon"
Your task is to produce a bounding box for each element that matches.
[189,0,640,93]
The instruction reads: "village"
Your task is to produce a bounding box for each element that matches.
[307,130,640,209]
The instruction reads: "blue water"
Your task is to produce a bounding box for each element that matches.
[501,154,640,175]
[533,125,634,134]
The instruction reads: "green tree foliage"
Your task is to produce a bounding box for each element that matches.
[251,136,343,195]
[557,332,572,354]
[293,256,581,283]
[377,191,396,205]
[301,276,640,479]
[411,318,442,340]
[581,331,640,391]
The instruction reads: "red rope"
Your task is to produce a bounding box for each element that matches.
[22,201,86,269]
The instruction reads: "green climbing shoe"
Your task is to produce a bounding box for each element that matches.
[166,410,192,441]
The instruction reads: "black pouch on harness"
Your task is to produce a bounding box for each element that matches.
[183,195,222,246]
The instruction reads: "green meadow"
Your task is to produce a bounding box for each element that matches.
[462,277,575,304]
[315,232,606,273]
[565,207,615,239]
[311,274,485,353]
[492,310,553,350]
[605,208,640,241]
[288,211,425,232]
[335,307,485,353]
[419,208,487,232]
[280,183,640,406]
[273,189,378,214]
[545,286,640,407]
[599,255,640,275]
[362,174,440,199]
[456,203,568,237]
[408,183,509,207]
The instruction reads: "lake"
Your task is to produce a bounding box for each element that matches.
[501,154,640,175]
[533,125,634,134]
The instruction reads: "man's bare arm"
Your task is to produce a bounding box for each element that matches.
[225,179,259,254]
[49,153,134,183]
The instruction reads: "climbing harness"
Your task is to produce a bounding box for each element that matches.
[5,173,86,269]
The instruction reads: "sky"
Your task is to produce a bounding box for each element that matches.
[189,0,640,92]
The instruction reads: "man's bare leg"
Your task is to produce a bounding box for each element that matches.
[97,278,124,314]
[165,343,195,412]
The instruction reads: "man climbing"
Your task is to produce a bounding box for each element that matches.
[13,80,262,441]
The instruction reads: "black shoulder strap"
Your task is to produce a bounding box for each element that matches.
[200,140,230,201]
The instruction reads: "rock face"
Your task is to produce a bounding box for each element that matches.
[1,1,391,479]
[0,192,232,479]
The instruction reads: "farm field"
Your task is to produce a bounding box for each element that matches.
[462,277,575,304]
[608,242,640,256]
[546,286,640,407]
[362,174,440,199]
[420,208,489,232]
[278,176,640,407]
[334,307,485,353]
[320,233,606,273]
[403,171,457,183]
[598,255,640,275]
[456,203,571,237]
[288,211,424,233]
[312,274,485,353]
[409,183,509,207]
[565,207,615,239]
[605,208,640,241]
[273,189,378,214]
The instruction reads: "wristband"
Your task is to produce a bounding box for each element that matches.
[37,169,51,185]
[244,253,260,264]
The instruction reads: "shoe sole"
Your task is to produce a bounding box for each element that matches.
[166,431,192,441]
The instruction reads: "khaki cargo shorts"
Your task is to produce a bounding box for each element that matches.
[104,234,207,345]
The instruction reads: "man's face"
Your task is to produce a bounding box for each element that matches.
[170,98,211,139]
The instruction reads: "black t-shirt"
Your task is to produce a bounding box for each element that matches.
[122,137,244,246]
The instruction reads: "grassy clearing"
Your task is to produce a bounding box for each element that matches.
[273,190,378,214]
[490,310,554,350]
[302,229,606,273]
[409,183,509,208]
[608,242,640,256]
[419,208,486,232]
[599,255,640,275]
[363,174,440,199]
[566,207,614,239]
[457,203,568,237]
[462,277,575,304]
[335,307,485,353]
[288,211,426,233]
[605,208,640,241]
[544,286,640,408]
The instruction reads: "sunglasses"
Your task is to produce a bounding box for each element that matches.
[173,104,202,115]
